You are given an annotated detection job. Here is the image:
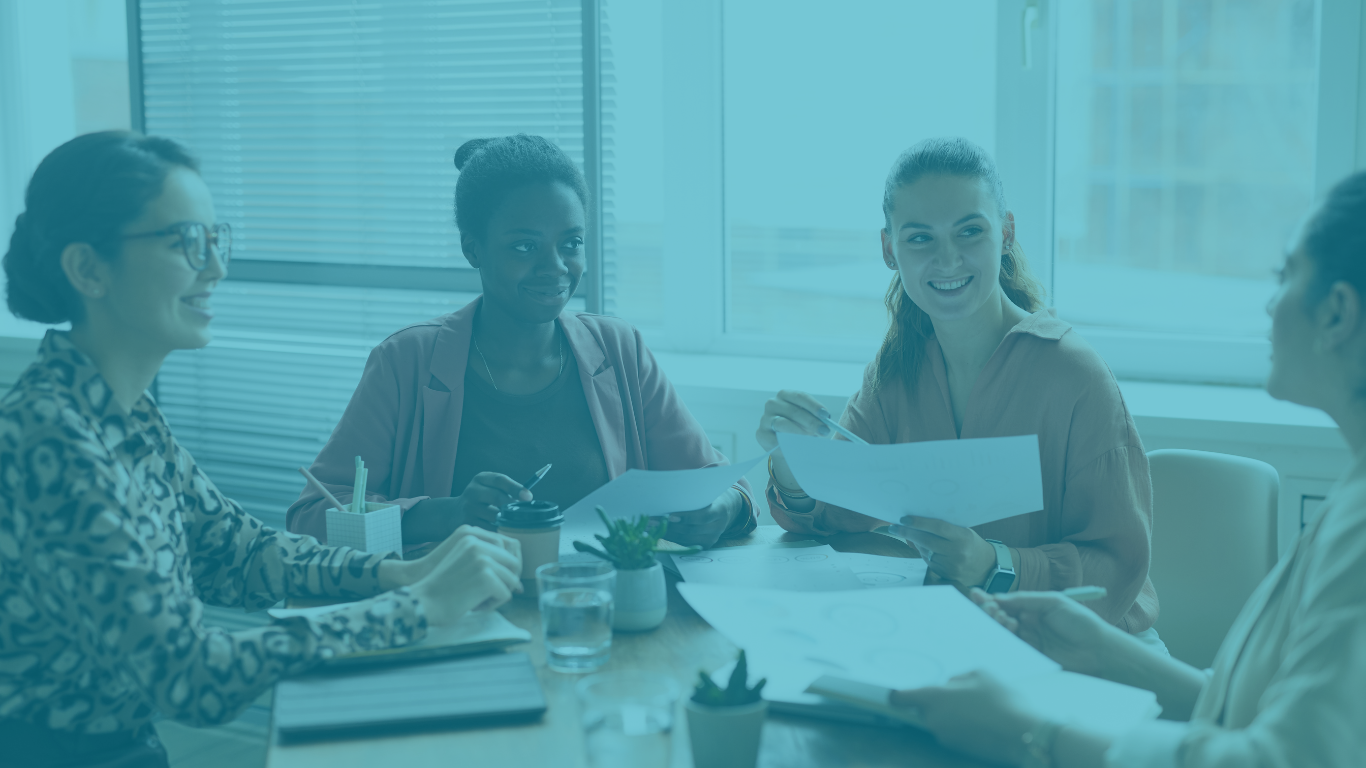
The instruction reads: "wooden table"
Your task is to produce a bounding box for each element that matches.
[267,526,985,768]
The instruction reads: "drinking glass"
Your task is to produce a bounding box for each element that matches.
[537,560,616,673]
[577,671,679,768]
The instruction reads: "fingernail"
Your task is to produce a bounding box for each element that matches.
[818,408,832,419]
[520,490,532,501]
[818,424,831,437]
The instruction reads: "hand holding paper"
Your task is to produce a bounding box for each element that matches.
[775,433,1044,527]
[559,454,769,554]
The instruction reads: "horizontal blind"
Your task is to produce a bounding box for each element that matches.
[139,0,590,534]
[140,0,585,268]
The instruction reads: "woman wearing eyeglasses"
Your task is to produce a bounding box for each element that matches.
[0,131,523,768]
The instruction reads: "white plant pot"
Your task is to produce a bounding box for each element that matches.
[685,699,767,768]
[611,562,666,631]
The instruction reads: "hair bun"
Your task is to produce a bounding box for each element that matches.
[454,138,494,171]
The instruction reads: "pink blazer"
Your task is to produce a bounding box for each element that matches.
[287,297,751,542]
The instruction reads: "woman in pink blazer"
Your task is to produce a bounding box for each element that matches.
[288,135,754,549]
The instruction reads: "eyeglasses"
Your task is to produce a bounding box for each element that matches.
[120,222,232,271]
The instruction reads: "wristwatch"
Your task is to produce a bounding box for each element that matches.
[981,539,1016,593]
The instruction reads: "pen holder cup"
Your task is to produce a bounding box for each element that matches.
[325,503,403,556]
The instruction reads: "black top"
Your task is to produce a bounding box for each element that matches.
[451,349,611,510]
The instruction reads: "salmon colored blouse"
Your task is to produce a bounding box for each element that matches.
[769,309,1159,632]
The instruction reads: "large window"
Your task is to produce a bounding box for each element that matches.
[1053,0,1319,340]
[605,0,1346,383]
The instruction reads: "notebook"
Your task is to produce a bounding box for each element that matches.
[273,652,547,742]
[267,606,532,669]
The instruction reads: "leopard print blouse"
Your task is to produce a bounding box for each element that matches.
[0,331,427,734]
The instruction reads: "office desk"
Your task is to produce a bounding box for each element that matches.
[266,527,985,768]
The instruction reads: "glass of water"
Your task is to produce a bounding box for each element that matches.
[577,671,679,768]
[536,560,616,673]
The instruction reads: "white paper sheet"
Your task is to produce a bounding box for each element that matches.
[672,546,928,592]
[559,452,770,554]
[833,552,929,588]
[672,545,866,591]
[678,583,1059,700]
[776,433,1044,527]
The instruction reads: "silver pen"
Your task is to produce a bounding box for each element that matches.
[817,412,868,445]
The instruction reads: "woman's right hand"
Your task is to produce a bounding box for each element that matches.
[409,526,523,626]
[756,389,832,451]
[969,588,1123,679]
[403,472,532,543]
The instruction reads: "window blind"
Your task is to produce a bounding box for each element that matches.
[138,0,602,535]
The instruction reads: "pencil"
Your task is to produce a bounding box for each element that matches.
[352,456,367,514]
[298,466,349,515]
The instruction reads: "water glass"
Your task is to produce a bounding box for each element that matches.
[577,671,680,768]
[537,560,616,673]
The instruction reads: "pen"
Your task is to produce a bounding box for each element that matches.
[817,412,868,445]
[1061,586,1107,602]
[522,463,552,493]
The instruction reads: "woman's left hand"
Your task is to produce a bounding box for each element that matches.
[661,496,740,548]
[889,516,998,588]
[890,671,1042,766]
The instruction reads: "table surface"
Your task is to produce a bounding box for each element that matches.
[266,526,986,768]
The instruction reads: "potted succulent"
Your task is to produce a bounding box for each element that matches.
[574,507,685,631]
[686,650,768,768]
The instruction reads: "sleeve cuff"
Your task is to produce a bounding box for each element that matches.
[1104,719,1187,768]
[273,587,429,661]
[1012,545,1053,591]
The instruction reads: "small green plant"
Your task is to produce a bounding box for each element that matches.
[691,649,766,707]
[573,507,696,570]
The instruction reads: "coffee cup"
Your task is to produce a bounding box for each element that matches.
[497,500,564,590]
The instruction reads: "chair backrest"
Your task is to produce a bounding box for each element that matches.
[1147,449,1279,669]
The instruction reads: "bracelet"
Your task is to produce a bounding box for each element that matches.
[767,455,809,499]
[1020,720,1063,768]
[723,484,755,533]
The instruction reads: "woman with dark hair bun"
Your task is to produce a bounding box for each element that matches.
[288,134,756,549]
[887,169,1366,768]
[0,131,523,768]
[757,138,1159,637]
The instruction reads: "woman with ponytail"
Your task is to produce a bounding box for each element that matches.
[757,138,1158,637]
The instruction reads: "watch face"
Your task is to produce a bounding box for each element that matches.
[986,571,1016,594]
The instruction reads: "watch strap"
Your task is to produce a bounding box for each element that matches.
[981,539,1016,593]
